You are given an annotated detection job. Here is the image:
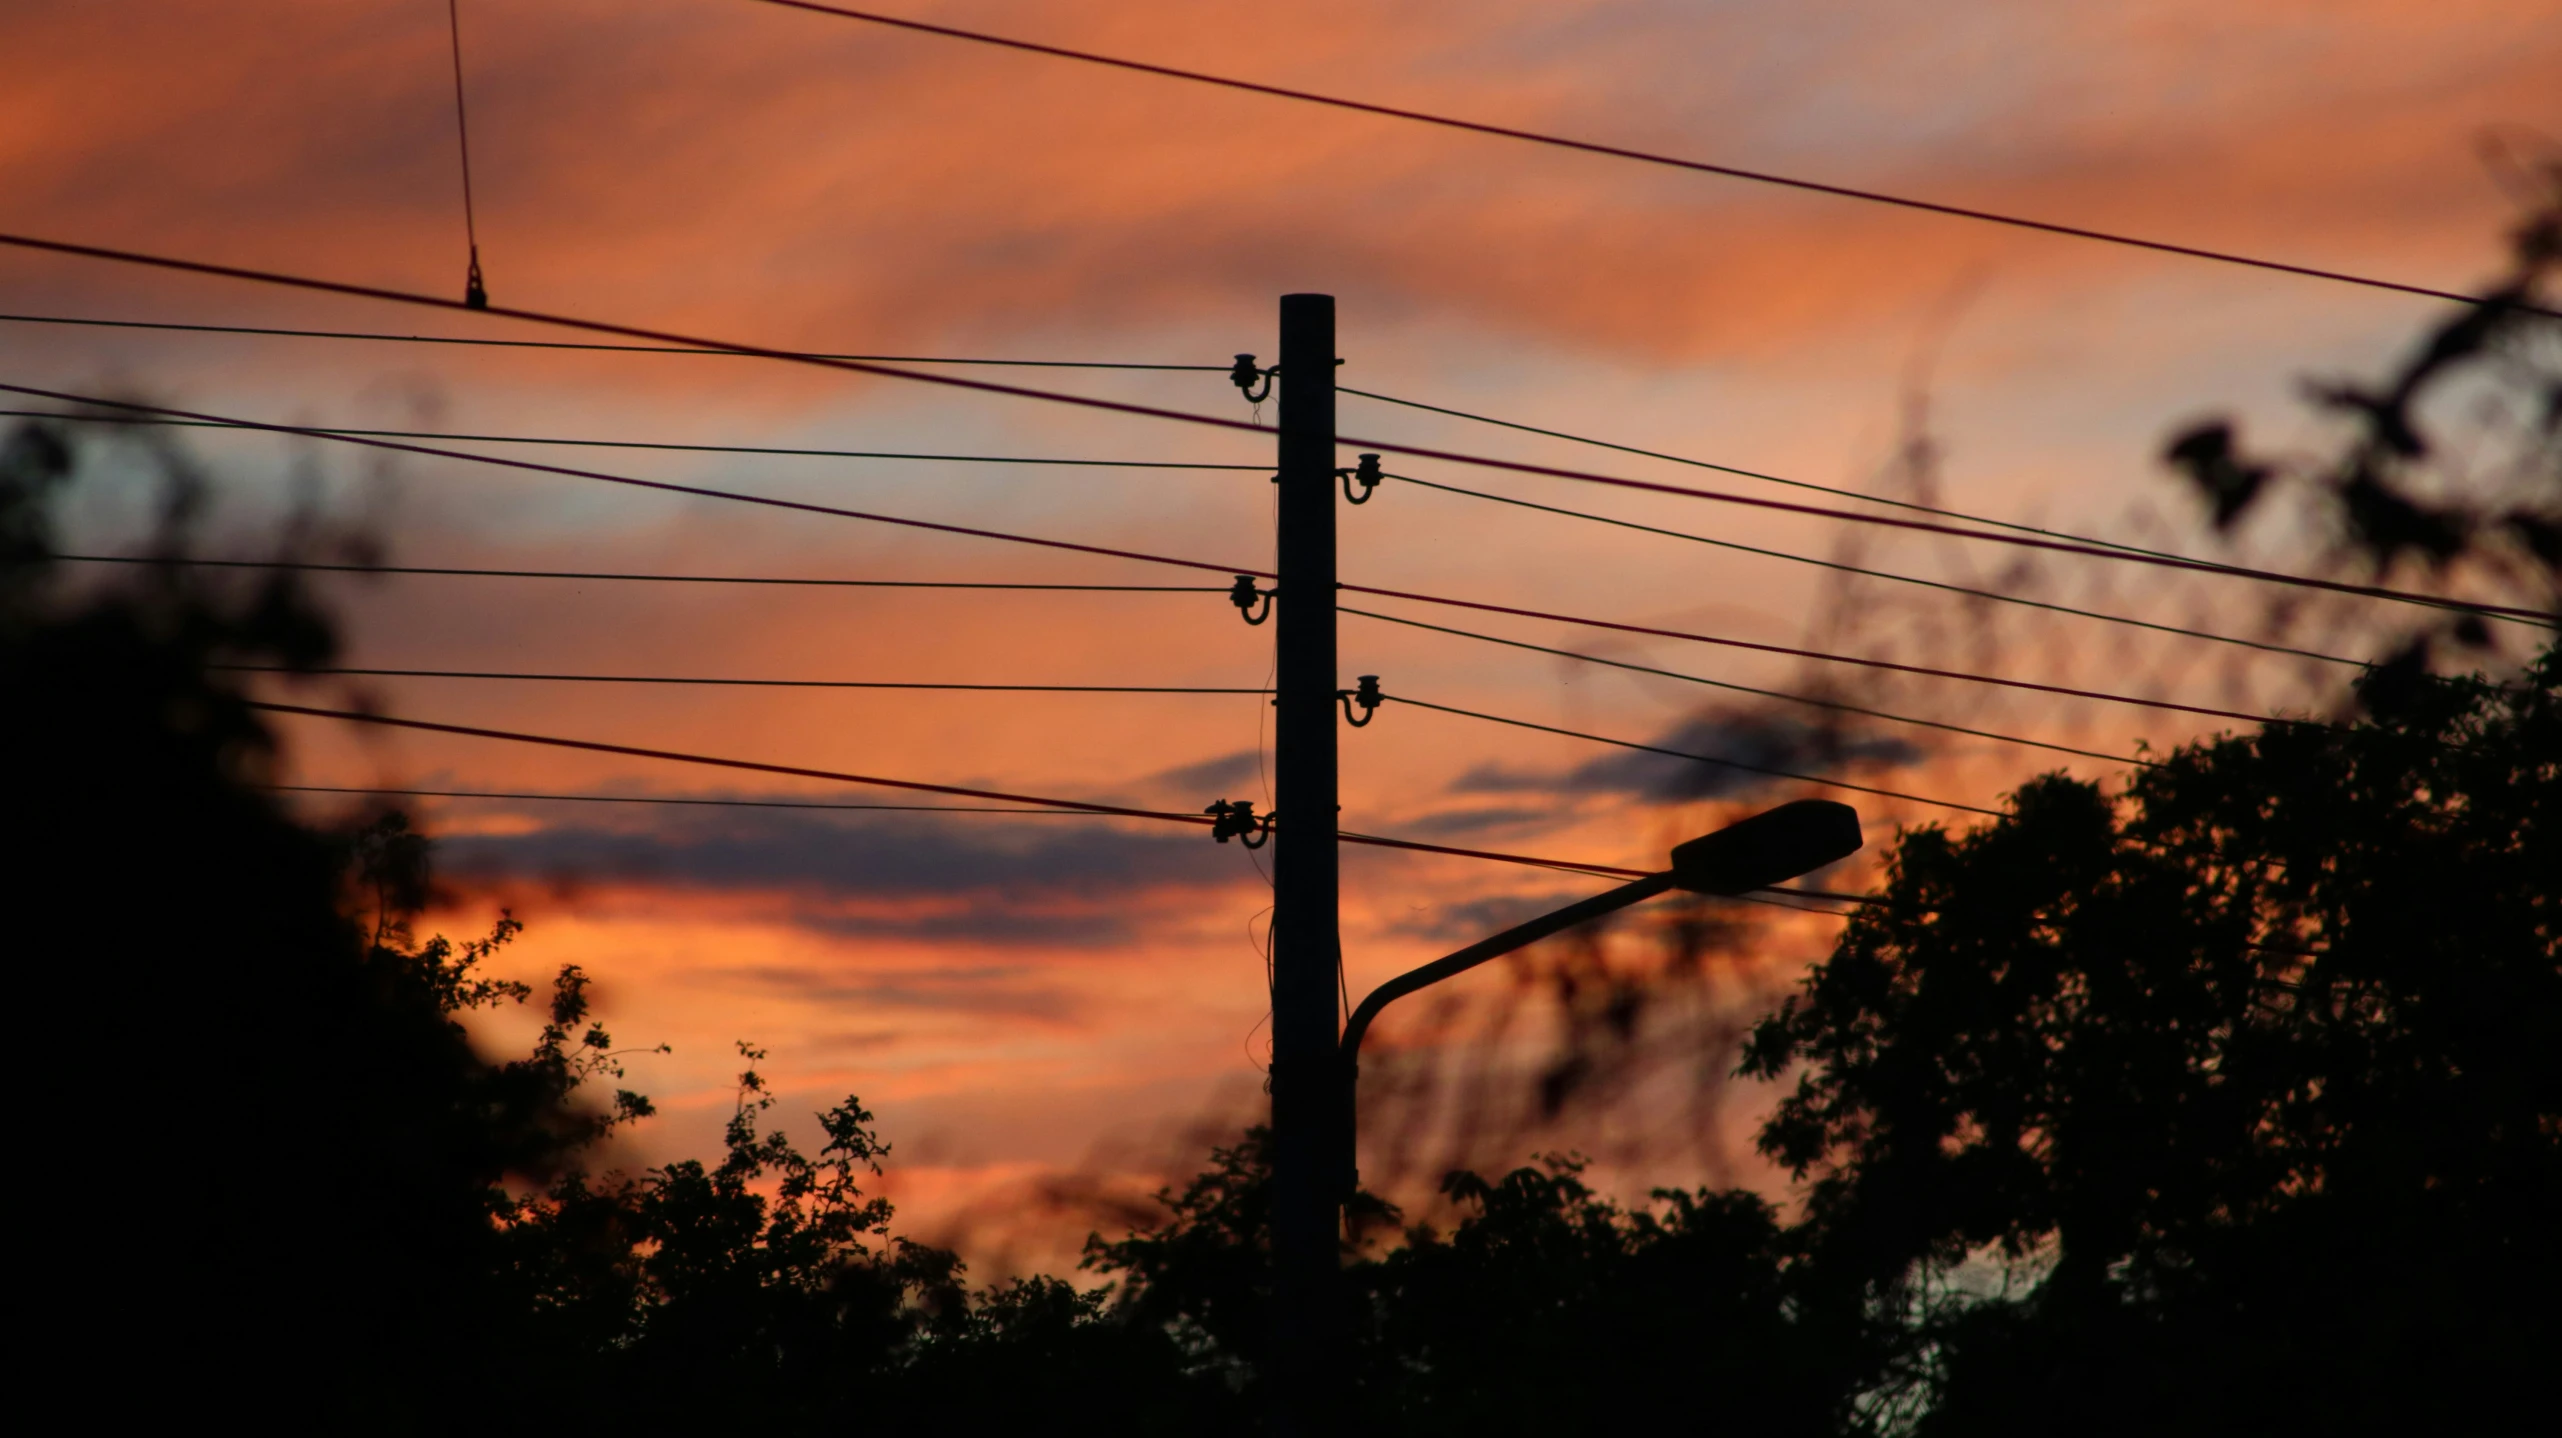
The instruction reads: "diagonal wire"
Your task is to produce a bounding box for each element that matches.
[53,554,1222,590]
[218,663,1267,693]
[1382,691,2004,817]
[267,784,1867,917]
[243,697,1804,883]
[1345,587,2305,727]
[0,382,1268,579]
[1389,471,2359,665]
[743,0,2546,315]
[23,398,2358,661]
[3,385,2355,726]
[0,313,1222,370]
[1,408,1259,467]
[0,383,2367,727]
[270,783,1077,815]
[1340,605,2150,767]
[1356,387,2174,562]
[2,236,2543,621]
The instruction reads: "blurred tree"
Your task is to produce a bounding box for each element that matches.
[3,415,615,1426]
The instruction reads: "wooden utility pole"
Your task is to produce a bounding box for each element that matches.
[1269,292,1341,1424]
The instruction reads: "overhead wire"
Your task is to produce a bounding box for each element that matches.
[1351,386,2220,568]
[0,407,1258,467]
[1348,586,2315,728]
[242,697,1823,887]
[0,310,2489,620]
[741,0,2546,316]
[1387,470,2360,666]
[271,783,1076,815]
[264,785,1860,921]
[1340,605,2150,768]
[0,381,1259,579]
[11,399,2365,663]
[5,385,2364,725]
[1382,691,2004,817]
[52,554,1223,591]
[9,399,2377,661]
[1,234,2542,620]
[219,663,1267,694]
[0,312,1223,370]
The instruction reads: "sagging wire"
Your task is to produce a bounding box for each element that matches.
[1245,907,1276,1081]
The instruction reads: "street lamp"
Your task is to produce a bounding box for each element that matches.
[1337,798,1864,1197]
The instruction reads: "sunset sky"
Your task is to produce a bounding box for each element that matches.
[6,0,2554,1270]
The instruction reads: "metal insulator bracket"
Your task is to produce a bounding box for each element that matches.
[1204,798,1272,848]
[1338,674,1382,727]
[1339,453,1383,505]
[1228,573,1274,625]
[1229,352,1275,405]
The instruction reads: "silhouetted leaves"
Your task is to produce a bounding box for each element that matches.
[1742,649,2561,1433]
[2162,421,2271,529]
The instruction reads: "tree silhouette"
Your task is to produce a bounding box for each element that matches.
[1742,648,2559,1433]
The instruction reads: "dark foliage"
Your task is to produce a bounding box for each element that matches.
[1742,651,2561,1434]
[2163,174,2560,647]
[4,417,621,1426]
[10,185,2556,1432]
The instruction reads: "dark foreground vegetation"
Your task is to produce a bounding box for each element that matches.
[9,197,2555,1433]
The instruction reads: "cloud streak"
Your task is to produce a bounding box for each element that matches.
[1453,704,1924,803]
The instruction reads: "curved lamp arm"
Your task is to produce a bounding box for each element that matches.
[1335,872,1674,1198]
[1340,870,1674,1066]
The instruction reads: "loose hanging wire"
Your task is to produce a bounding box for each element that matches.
[445,0,487,308]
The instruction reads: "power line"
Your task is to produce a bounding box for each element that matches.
[270,783,1081,815]
[1385,691,2003,817]
[1389,471,2359,666]
[54,553,1221,591]
[244,698,1768,883]
[8,386,2358,727]
[0,312,1223,370]
[9,395,2380,655]
[0,407,1260,468]
[248,665,1984,810]
[1,383,2373,727]
[0,382,1266,580]
[743,0,2546,316]
[1352,386,2173,562]
[19,399,2354,662]
[5,236,2541,621]
[269,787,1861,913]
[1348,587,2310,728]
[1340,606,2150,767]
[219,663,1267,694]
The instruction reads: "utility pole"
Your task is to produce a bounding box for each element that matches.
[1269,292,1340,1424]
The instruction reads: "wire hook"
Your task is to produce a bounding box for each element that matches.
[1339,453,1382,505]
[1228,573,1274,626]
[463,245,488,310]
[1338,674,1382,727]
[1205,798,1273,849]
[1229,353,1275,406]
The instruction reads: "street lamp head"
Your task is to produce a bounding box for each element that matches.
[1669,799,1862,895]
